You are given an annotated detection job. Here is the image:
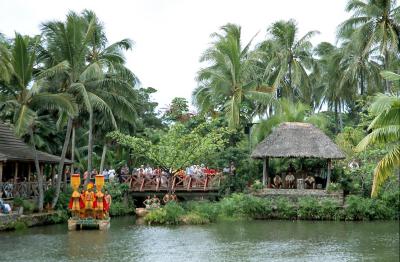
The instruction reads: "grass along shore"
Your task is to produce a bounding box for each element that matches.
[143,192,399,225]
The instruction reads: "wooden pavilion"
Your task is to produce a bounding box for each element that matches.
[251,122,345,190]
[0,122,71,198]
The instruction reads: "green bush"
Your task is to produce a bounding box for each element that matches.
[274,197,297,219]
[251,180,264,191]
[109,201,134,217]
[297,197,321,220]
[184,201,219,222]
[180,212,210,224]
[327,182,341,192]
[145,201,185,225]
[344,195,395,221]
[344,195,371,220]
[319,199,341,220]
[22,200,35,214]
[14,221,28,230]
[380,190,399,219]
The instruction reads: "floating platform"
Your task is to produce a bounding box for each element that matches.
[68,217,110,231]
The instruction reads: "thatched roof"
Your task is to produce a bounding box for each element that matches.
[251,122,345,159]
[0,122,72,164]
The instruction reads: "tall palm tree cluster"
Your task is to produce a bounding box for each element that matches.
[193,0,399,196]
[194,0,399,131]
[0,10,160,210]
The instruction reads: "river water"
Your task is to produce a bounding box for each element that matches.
[0,217,398,262]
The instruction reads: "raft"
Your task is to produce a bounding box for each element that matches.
[68,217,110,231]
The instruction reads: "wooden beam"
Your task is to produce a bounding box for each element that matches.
[263,157,269,186]
[326,159,332,190]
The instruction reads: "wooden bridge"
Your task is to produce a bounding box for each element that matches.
[120,174,223,198]
[0,174,223,200]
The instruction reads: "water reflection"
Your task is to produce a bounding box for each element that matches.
[0,217,398,262]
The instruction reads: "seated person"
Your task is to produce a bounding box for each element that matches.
[305,175,316,189]
[272,175,283,189]
[285,172,296,189]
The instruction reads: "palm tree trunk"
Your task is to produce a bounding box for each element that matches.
[288,61,292,99]
[360,70,365,95]
[29,128,44,212]
[384,50,391,93]
[51,117,73,209]
[100,144,107,172]
[86,111,94,185]
[70,126,75,174]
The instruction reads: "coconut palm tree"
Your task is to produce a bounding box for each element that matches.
[0,33,13,84]
[41,10,139,201]
[260,20,318,104]
[356,71,400,197]
[0,33,76,211]
[314,42,356,131]
[194,23,274,129]
[250,98,328,145]
[338,0,400,91]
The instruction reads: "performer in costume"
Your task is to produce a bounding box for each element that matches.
[143,195,152,209]
[68,174,85,218]
[94,174,109,219]
[84,182,96,218]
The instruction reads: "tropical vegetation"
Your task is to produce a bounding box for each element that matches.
[0,0,399,215]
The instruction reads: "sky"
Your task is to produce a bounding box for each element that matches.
[0,0,349,111]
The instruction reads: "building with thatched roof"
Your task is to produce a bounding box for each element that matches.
[251,122,345,188]
[0,122,71,198]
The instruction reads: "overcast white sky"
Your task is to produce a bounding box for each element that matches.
[0,0,349,111]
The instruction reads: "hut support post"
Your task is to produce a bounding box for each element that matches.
[0,162,3,183]
[28,164,32,196]
[326,159,332,190]
[263,157,269,186]
[14,162,18,184]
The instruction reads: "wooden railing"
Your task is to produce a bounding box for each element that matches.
[0,181,65,199]
[126,174,223,192]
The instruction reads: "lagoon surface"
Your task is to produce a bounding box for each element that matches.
[0,217,398,262]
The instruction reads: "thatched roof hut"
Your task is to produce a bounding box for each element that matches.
[0,121,71,186]
[251,122,345,188]
[251,122,345,159]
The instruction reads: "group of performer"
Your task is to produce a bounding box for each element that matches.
[68,174,112,220]
[143,193,177,209]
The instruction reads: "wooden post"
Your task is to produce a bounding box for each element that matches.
[326,159,332,190]
[51,164,55,186]
[40,164,44,182]
[14,162,18,184]
[263,157,269,186]
[28,164,32,196]
[0,162,3,183]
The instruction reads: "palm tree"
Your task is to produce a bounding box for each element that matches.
[0,33,13,84]
[194,23,274,128]
[250,98,328,145]
[356,72,400,197]
[81,10,139,183]
[41,10,139,199]
[338,0,400,91]
[0,33,76,211]
[260,20,318,104]
[314,42,356,131]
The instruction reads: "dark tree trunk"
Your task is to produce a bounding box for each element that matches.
[86,111,94,185]
[100,144,107,173]
[70,126,75,174]
[29,128,44,212]
[51,117,73,209]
